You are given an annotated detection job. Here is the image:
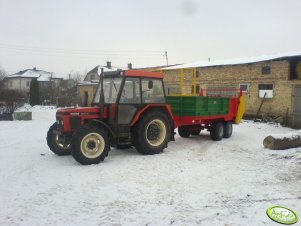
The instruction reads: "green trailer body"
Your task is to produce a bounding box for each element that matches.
[166,96,229,117]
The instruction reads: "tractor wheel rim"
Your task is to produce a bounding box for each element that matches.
[80,133,105,158]
[146,119,166,147]
[55,135,70,150]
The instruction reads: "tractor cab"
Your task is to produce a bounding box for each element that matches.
[92,69,168,146]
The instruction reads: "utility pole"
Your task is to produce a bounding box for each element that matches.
[164,51,169,66]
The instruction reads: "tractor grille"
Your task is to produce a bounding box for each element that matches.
[70,117,81,130]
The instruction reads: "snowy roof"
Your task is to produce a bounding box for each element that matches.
[97,66,121,75]
[162,51,301,70]
[7,68,63,81]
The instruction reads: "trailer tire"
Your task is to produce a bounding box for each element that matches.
[223,121,233,138]
[132,111,171,155]
[178,126,190,138]
[210,122,224,141]
[71,125,110,165]
[47,122,71,155]
[190,130,201,136]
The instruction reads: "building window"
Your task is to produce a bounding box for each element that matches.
[258,84,274,98]
[26,81,30,87]
[90,74,95,80]
[239,84,249,93]
[258,84,273,90]
[262,65,271,75]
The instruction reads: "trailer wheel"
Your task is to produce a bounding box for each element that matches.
[132,111,171,155]
[223,121,233,138]
[47,122,71,155]
[178,126,190,138]
[190,130,201,136]
[71,125,110,165]
[210,122,224,141]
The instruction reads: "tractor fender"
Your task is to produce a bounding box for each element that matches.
[130,104,174,127]
[89,119,116,144]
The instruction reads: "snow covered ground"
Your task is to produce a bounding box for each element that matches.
[0,107,300,226]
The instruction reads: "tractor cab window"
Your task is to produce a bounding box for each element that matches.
[141,79,165,103]
[119,78,141,104]
[93,77,122,104]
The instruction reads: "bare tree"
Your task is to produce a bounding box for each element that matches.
[0,66,7,88]
[70,70,87,84]
[0,89,26,120]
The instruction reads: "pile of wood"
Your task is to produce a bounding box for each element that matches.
[263,133,301,150]
[262,114,283,124]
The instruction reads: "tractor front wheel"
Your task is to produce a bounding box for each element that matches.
[132,111,171,155]
[47,122,71,155]
[71,125,110,165]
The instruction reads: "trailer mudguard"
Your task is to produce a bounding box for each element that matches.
[235,95,245,124]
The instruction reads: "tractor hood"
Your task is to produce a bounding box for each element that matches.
[56,107,100,115]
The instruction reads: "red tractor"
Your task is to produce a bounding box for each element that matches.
[47,69,175,165]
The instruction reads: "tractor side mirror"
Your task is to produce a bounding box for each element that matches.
[148,80,153,89]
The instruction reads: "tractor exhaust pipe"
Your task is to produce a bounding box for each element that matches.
[99,67,104,120]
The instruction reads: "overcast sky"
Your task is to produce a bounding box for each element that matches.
[0,0,300,76]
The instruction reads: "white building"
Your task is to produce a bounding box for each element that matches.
[4,67,63,92]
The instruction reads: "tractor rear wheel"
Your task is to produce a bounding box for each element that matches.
[223,121,233,138]
[210,122,224,141]
[178,126,190,138]
[47,122,71,155]
[132,111,171,155]
[71,125,110,165]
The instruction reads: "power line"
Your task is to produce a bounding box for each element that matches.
[0,43,164,56]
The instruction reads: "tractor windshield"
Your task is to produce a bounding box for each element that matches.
[93,77,123,104]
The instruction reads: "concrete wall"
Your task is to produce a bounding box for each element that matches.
[77,84,98,106]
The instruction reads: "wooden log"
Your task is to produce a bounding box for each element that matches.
[263,133,301,150]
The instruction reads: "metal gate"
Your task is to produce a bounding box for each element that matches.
[292,86,301,128]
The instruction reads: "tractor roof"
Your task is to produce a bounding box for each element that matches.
[102,70,163,79]
[124,70,163,79]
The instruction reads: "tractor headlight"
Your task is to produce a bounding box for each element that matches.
[56,119,64,126]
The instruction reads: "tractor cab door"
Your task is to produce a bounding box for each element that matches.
[117,77,141,126]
